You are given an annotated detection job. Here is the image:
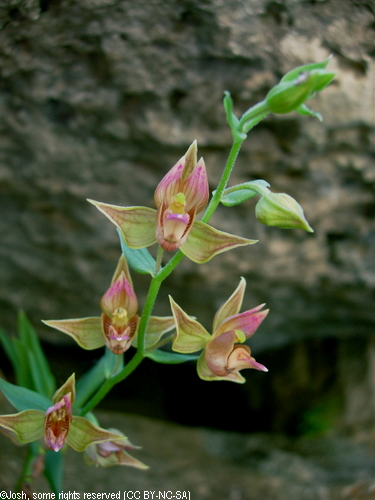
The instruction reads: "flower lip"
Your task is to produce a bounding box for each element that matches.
[44,394,72,452]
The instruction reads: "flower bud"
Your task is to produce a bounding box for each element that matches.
[265,70,335,114]
[255,192,313,232]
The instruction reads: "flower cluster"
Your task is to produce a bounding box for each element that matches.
[0,58,334,491]
[0,374,147,469]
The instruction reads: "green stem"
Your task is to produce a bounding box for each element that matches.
[202,140,244,223]
[154,246,164,275]
[15,442,40,492]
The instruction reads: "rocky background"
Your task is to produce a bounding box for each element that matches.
[0,0,374,496]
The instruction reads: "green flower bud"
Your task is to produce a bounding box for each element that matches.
[255,192,313,232]
[266,69,335,114]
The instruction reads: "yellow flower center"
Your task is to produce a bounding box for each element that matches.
[112,307,128,327]
[168,192,186,214]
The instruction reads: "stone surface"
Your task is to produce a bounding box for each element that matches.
[0,0,374,446]
[0,397,374,499]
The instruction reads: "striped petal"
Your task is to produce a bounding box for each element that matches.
[42,317,105,350]
[181,221,257,264]
[170,296,211,353]
[88,200,157,249]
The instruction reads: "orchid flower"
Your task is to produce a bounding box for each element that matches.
[84,427,148,469]
[170,278,268,383]
[0,375,139,456]
[88,141,257,264]
[42,255,174,354]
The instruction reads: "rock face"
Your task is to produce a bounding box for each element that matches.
[0,0,374,441]
[1,398,374,499]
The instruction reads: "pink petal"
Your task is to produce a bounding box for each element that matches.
[100,272,138,318]
[227,345,268,372]
[154,160,184,208]
[183,158,209,213]
[197,352,246,383]
[204,331,237,376]
[215,306,269,339]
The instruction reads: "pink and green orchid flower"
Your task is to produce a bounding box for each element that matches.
[0,374,142,458]
[87,141,257,263]
[170,277,268,383]
[84,427,148,469]
[42,256,174,354]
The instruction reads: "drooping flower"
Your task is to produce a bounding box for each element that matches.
[170,278,268,383]
[42,255,174,354]
[84,427,148,469]
[0,374,139,456]
[87,141,257,264]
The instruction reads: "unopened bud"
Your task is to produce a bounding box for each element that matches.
[266,70,335,114]
[255,192,313,232]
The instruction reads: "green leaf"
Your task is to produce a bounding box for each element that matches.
[0,328,19,372]
[145,349,199,364]
[103,348,123,378]
[220,180,270,207]
[12,339,32,390]
[75,356,107,409]
[18,311,56,397]
[118,228,157,276]
[44,449,63,495]
[0,378,51,412]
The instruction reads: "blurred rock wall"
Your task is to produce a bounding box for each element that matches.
[0,0,374,433]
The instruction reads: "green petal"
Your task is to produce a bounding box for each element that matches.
[0,410,44,444]
[181,221,257,263]
[213,277,246,332]
[111,254,133,287]
[68,417,131,452]
[169,296,211,353]
[87,200,157,249]
[52,373,76,405]
[132,316,175,350]
[42,317,105,350]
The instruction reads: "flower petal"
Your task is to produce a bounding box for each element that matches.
[215,306,269,340]
[111,254,133,287]
[227,345,268,373]
[204,331,237,376]
[87,200,157,248]
[0,410,44,445]
[181,221,258,264]
[180,140,198,182]
[197,352,245,383]
[169,296,211,353]
[213,277,246,332]
[68,417,132,452]
[52,374,76,406]
[133,315,175,350]
[183,158,209,213]
[42,317,105,350]
[100,272,138,319]
[154,160,184,208]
